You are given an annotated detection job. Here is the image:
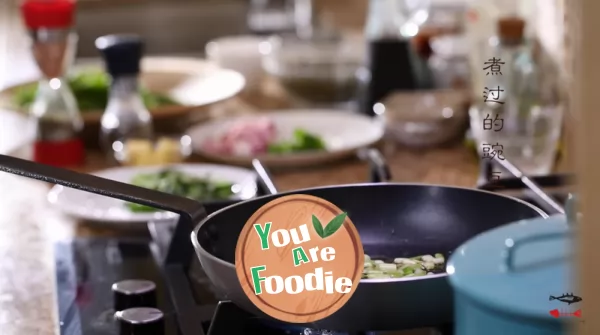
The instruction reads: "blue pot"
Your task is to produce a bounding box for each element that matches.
[447,210,578,335]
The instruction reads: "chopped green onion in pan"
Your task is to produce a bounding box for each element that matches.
[362,254,446,279]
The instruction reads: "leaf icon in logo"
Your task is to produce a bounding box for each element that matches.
[322,212,348,238]
[312,215,325,238]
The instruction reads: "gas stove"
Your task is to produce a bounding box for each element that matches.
[55,229,447,335]
[54,171,572,335]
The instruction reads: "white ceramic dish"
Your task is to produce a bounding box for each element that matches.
[186,110,385,168]
[80,56,247,107]
[0,108,34,155]
[205,35,267,92]
[0,56,247,123]
[47,164,258,223]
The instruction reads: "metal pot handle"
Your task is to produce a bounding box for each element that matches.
[359,148,392,183]
[504,231,572,272]
[504,195,577,271]
[251,159,278,195]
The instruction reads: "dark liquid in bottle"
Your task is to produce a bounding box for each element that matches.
[361,39,430,116]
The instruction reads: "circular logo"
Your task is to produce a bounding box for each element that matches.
[235,194,364,323]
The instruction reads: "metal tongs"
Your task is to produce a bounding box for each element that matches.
[479,152,567,216]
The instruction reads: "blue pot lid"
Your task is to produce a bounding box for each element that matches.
[448,214,576,321]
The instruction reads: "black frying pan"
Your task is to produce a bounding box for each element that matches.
[0,152,549,333]
[191,151,551,332]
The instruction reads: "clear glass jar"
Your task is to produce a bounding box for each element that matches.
[262,34,364,107]
[247,0,296,35]
[429,35,470,89]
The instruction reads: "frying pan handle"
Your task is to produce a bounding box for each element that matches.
[0,155,205,217]
[491,155,565,215]
[252,159,278,195]
[0,154,206,264]
[476,158,494,187]
[361,148,392,183]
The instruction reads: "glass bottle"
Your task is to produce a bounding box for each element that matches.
[20,0,85,167]
[95,34,153,158]
[472,17,563,176]
[489,17,530,129]
[247,0,295,35]
[359,0,433,117]
[470,18,527,140]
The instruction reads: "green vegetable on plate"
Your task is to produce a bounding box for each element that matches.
[126,169,234,213]
[13,71,177,112]
[267,128,326,154]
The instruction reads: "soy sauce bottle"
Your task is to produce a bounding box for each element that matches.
[95,34,154,157]
[359,0,432,116]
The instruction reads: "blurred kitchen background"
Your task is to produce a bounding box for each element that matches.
[0,1,579,334]
[0,0,566,86]
[0,0,570,178]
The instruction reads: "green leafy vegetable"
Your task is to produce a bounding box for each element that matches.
[13,71,178,112]
[362,254,446,279]
[322,212,347,238]
[126,169,234,212]
[312,214,325,238]
[312,212,347,239]
[267,128,326,154]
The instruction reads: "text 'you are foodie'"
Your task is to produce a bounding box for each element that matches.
[235,194,364,323]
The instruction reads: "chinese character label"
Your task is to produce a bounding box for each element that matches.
[483,86,505,104]
[481,143,505,160]
[481,58,506,183]
[483,113,504,131]
[483,57,505,75]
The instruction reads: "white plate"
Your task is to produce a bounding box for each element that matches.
[74,56,247,107]
[47,164,258,223]
[186,110,385,168]
[0,108,34,155]
[0,57,247,121]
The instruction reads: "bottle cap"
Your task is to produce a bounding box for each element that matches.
[95,34,144,77]
[20,0,76,29]
[497,17,526,45]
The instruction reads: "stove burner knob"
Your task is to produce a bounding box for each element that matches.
[112,279,157,312]
[116,307,164,335]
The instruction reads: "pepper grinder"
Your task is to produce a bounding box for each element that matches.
[95,34,153,157]
[20,0,85,167]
